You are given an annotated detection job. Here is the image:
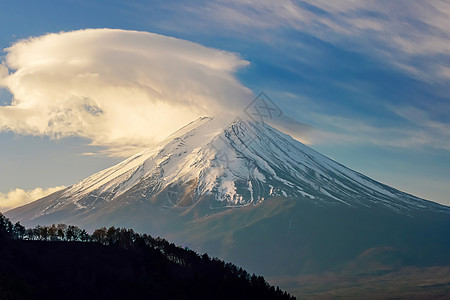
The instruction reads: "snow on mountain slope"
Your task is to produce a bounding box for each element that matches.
[65,116,215,198]
[8,116,448,224]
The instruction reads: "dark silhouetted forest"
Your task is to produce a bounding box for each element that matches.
[0,213,295,299]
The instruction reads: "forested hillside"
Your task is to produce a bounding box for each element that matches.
[0,213,294,300]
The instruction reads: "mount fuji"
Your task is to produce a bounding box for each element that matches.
[7,116,450,279]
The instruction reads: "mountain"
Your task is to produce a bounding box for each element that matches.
[6,116,450,281]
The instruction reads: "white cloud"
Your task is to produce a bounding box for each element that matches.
[0,63,8,78]
[0,29,252,156]
[0,186,66,211]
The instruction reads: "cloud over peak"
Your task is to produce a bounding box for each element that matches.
[0,29,251,156]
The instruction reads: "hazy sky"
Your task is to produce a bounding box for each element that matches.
[0,0,449,209]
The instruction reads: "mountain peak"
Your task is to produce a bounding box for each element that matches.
[7,117,448,229]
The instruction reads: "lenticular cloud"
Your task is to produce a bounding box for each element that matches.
[0,29,251,156]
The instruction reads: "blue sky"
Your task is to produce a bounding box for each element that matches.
[0,0,449,208]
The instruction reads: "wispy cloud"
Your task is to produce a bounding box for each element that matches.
[183,0,450,82]
[308,112,450,151]
[0,186,65,211]
[0,29,251,156]
[391,105,450,149]
[272,90,450,151]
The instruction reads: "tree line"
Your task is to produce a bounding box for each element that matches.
[0,213,295,299]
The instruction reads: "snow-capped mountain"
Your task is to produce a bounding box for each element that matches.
[7,116,450,279]
[10,116,445,224]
